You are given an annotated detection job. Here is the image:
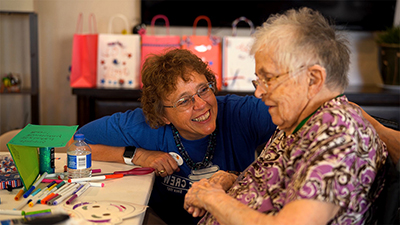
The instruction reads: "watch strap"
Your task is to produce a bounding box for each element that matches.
[123,146,137,165]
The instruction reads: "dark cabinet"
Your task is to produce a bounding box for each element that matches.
[73,85,400,130]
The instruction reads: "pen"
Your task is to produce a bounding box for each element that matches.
[66,183,91,205]
[68,174,123,183]
[23,172,48,198]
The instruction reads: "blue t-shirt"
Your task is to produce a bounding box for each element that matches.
[78,94,276,224]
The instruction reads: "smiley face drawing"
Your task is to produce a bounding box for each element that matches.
[64,201,147,224]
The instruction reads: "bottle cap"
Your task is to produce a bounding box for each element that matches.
[74,133,85,140]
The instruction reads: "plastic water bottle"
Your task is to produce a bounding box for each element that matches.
[67,133,92,178]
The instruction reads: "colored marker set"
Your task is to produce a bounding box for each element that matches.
[9,171,108,213]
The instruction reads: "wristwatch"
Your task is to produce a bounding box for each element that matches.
[123,146,137,165]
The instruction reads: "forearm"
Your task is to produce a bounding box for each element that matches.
[89,144,125,163]
[203,193,270,225]
[366,116,400,164]
[379,127,400,164]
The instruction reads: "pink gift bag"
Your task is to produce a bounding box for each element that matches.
[140,14,181,88]
[182,16,222,90]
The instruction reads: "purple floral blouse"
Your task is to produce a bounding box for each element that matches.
[199,95,388,225]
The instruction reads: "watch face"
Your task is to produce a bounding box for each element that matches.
[124,147,136,158]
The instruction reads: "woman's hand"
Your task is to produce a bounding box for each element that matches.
[184,179,226,217]
[133,148,180,177]
[208,170,238,191]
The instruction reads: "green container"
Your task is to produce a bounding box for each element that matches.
[378,43,400,86]
[39,147,55,174]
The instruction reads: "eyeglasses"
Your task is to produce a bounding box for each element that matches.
[252,67,308,92]
[163,82,215,111]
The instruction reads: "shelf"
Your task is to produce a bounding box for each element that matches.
[0,11,39,125]
[0,88,37,95]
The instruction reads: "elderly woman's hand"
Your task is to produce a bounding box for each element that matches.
[208,170,238,191]
[184,179,226,217]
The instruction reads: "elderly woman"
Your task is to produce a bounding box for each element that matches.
[184,7,388,225]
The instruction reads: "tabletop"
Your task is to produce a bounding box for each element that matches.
[0,152,155,225]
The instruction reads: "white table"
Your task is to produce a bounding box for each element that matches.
[0,152,155,224]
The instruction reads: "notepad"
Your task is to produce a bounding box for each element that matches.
[6,124,78,190]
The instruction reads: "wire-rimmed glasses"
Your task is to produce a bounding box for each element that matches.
[252,67,308,92]
[163,82,216,111]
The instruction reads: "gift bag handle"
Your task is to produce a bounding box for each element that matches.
[193,15,212,37]
[150,14,170,35]
[232,16,254,36]
[88,13,97,34]
[108,14,130,34]
[75,13,97,34]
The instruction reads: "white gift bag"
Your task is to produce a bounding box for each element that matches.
[97,14,141,89]
[222,17,255,91]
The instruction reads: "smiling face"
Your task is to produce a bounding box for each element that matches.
[162,72,218,140]
[254,50,310,134]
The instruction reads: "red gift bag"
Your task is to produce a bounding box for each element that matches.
[140,14,181,88]
[182,16,222,90]
[70,13,98,88]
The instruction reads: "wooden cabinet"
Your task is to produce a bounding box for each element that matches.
[0,11,39,125]
[73,85,400,130]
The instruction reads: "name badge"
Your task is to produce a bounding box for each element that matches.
[188,164,220,181]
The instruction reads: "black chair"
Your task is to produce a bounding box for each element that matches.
[365,114,399,225]
[366,156,400,225]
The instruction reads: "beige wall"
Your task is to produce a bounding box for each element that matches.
[0,0,399,134]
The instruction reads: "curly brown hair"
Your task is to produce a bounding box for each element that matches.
[140,49,217,129]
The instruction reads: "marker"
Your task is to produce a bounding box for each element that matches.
[14,198,31,210]
[24,211,52,218]
[45,182,69,205]
[28,181,57,207]
[44,193,58,204]
[0,213,70,224]
[68,174,123,183]
[31,188,42,196]
[89,182,105,187]
[23,172,48,198]
[14,187,26,201]
[0,209,25,215]
[24,209,51,216]
[66,183,91,205]
[53,185,80,205]
[52,181,66,192]
[42,178,64,183]
[46,169,101,179]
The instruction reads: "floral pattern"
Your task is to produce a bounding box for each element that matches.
[199,95,387,225]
